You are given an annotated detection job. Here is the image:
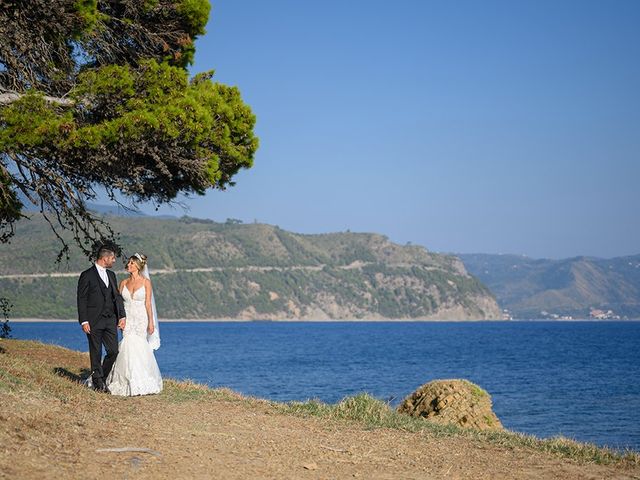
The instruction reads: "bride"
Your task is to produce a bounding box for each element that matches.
[106,253,162,396]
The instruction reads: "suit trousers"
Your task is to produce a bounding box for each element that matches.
[86,314,119,386]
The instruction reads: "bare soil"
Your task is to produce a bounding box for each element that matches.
[1,339,639,479]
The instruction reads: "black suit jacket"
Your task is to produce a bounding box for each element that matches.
[77,266,126,325]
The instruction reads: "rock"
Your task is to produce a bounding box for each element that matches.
[303,462,318,470]
[397,379,503,431]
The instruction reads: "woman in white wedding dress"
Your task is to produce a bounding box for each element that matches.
[106,253,162,396]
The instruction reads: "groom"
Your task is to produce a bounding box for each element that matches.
[77,246,126,392]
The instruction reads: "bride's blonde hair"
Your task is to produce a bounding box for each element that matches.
[128,253,147,273]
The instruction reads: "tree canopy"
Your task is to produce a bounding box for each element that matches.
[0,0,259,259]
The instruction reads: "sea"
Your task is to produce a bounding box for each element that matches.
[8,320,640,452]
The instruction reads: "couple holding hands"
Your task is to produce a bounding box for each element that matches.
[77,246,162,396]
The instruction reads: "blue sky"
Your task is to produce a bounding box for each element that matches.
[142,0,639,259]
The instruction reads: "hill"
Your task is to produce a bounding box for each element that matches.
[458,254,640,319]
[1,339,638,479]
[0,214,501,320]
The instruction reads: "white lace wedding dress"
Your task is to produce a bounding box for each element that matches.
[106,286,163,396]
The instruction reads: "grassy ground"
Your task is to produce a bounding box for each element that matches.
[1,338,639,479]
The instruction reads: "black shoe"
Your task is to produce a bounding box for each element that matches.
[93,380,106,393]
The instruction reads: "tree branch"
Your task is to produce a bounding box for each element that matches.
[0,92,74,107]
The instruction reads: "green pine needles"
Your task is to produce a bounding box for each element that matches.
[0,1,258,260]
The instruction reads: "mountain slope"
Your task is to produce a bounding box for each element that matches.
[0,214,501,320]
[459,254,640,319]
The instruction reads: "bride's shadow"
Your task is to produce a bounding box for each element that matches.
[54,367,92,384]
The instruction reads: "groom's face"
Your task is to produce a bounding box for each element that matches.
[103,254,116,269]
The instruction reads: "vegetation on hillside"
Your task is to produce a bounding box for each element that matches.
[0,214,500,320]
[0,298,10,338]
[460,253,640,319]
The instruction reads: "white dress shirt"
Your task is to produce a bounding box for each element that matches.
[95,263,109,287]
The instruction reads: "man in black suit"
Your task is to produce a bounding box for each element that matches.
[77,246,126,392]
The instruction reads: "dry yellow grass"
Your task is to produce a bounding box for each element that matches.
[1,338,639,479]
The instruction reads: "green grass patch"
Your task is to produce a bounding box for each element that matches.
[277,392,639,467]
[463,380,488,398]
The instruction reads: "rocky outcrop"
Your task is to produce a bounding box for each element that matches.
[398,379,503,431]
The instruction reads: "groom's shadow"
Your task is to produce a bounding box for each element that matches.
[54,367,92,384]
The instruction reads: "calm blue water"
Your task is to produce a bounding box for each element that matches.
[9,321,640,451]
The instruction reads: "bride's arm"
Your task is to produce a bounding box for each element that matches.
[144,279,154,335]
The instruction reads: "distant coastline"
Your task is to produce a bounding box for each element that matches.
[9,317,493,323]
[8,317,638,323]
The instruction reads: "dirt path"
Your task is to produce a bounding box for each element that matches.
[0,260,446,280]
[1,340,638,479]
[0,264,332,279]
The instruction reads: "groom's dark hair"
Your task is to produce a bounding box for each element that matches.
[96,246,115,260]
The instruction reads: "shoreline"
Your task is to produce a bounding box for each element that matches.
[7,317,638,323]
[8,318,500,323]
